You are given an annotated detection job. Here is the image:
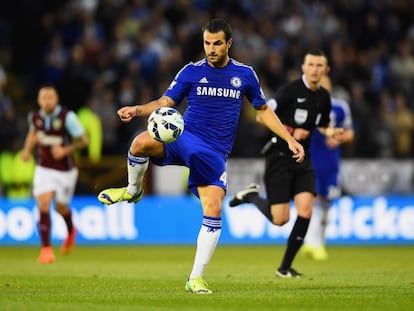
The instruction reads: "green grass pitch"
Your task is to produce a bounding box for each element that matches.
[1,245,413,310]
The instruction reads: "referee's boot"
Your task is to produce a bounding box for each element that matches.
[229,184,260,207]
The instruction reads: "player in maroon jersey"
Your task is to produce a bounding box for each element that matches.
[21,85,88,263]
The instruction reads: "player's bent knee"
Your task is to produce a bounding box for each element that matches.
[273,218,289,226]
[130,134,163,156]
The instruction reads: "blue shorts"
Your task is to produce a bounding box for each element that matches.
[151,130,227,198]
[314,165,340,200]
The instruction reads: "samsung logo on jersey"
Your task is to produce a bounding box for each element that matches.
[196,86,241,99]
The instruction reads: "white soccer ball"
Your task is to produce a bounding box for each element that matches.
[147,107,184,143]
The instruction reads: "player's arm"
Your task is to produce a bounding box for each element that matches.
[318,125,346,141]
[255,104,305,162]
[21,131,37,162]
[328,99,355,145]
[50,133,89,161]
[51,112,89,160]
[118,96,176,123]
[21,112,37,162]
[67,111,89,152]
[64,133,89,154]
[326,126,355,149]
[342,127,355,143]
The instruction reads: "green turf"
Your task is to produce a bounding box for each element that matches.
[0,245,413,310]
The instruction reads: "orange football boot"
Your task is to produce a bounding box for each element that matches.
[61,227,77,254]
[37,246,55,264]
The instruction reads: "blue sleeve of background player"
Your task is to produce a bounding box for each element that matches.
[339,98,354,129]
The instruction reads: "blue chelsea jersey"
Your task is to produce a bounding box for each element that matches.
[310,96,353,170]
[164,58,266,155]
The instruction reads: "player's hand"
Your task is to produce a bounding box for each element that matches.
[293,128,310,141]
[332,128,345,142]
[325,136,341,148]
[21,150,31,162]
[50,145,67,160]
[325,128,345,148]
[288,139,305,163]
[117,106,136,123]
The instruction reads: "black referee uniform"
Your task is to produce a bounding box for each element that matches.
[230,50,333,277]
[263,76,331,204]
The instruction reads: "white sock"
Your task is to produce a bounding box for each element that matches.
[126,151,149,195]
[319,200,330,247]
[305,198,331,248]
[189,216,221,280]
[305,198,323,247]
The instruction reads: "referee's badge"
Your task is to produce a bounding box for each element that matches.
[294,108,308,124]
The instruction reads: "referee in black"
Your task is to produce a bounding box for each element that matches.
[230,50,344,277]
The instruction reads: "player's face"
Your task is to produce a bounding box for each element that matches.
[37,87,59,114]
[203,30,232,67]
[302,55,328,89]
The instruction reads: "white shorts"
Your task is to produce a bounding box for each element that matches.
[33,165,78,204]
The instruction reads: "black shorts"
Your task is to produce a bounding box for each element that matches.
[264,151,316,204]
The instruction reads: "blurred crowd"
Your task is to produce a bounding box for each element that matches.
[1,0,414,159]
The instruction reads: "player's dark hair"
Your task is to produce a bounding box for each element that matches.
[305,49,327,58]
[202,19,232,42]
[39,83,58,91]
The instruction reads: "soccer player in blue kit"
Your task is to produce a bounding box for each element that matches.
[98,19,304,294]
[303,75,354,260]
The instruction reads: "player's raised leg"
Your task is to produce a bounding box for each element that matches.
[98,151,148,205]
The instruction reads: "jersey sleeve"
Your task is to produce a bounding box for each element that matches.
[339,99,353,129]
[319,92,332,127]
[65,111,85,138]
[273,83,292,113]
[27,111,35,132]
[244,67,266,108]
[163,64,192,106]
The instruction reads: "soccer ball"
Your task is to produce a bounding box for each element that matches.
[147,107,184,143]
